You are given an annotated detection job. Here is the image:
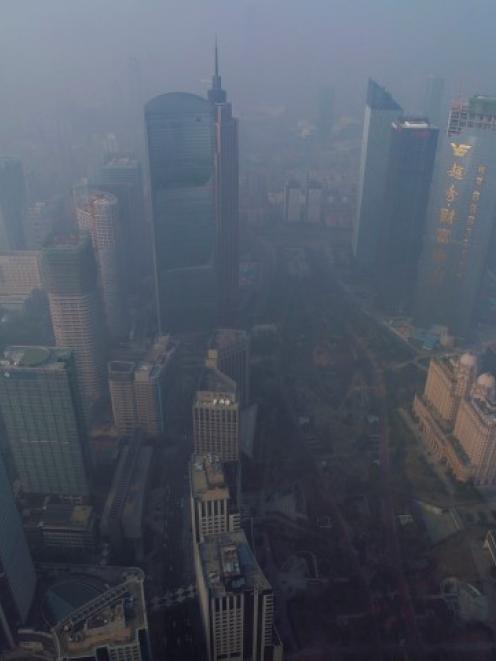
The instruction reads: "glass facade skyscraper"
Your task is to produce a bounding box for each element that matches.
[145,92,216,333]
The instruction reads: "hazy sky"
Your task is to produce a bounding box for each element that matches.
[0,1,495,128]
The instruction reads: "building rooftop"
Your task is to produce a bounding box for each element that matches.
[210,328,249,351]
[54,571,146,658]
[197,366,237,400]
[190,455,230,502]
[1,346,71,370]
[25,504,94,531]
[200,530,271,598]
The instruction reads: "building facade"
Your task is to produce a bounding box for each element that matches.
[0,346,91,499]
[423,75,445,128]
[75,191,126,338]
[377,119,438,312]
[206,328,250,408]
[42,233,106,415]
[193,368,240,463]
[353,79,402,269]
[415,96,496,337]
[0,452,36,649]
[0,157,26,251]
[0,251,41,296]
[145,92,216,332]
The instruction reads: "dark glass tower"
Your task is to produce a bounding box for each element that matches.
[423,75,445,127]
[145,93,216,332]
[208,44,240,325]
[377,119,438,313]
[353,80,402,269]
[414,98,496,337]
[0,157,26,250]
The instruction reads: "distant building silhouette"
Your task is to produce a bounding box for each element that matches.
[0,157,26,250]
[423,75,445,127]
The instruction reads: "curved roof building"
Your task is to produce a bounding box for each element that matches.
[145,92,216,332]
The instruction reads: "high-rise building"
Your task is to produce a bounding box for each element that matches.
[0,157,26,251]
[306,181,324,224]
[414,352,496,486]
[284,181,303,224]
[353,79,402,268]
[0,251,41,296]
[423,75,445,127]
[0,451,36,650]
[377,118,438,313]
[414,96,496,337]
[0,346,90,500]
[196,529,282,661]
[190,454,240,545]
[209,46,240,326]
[42,233,106,414]
[75,190,126,338]
[206,328,250,407]
[108,335,177,438]
[145,91,216,332]
[317,85,334,143]
[193,368,240,463]
[93,155,148,291]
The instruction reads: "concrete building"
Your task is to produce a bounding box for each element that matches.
[206,328,250,407]
[0,251,42,310]
[284,182,303,224]
[353,79,402,268]
[209,45,240,326]
[42,233,106,415]
[190,454,240,545]
[109,335,177,438]
[193,368,240,463]
[0,346,91,500]
[53,569,151,661]
[0,157,26,251]
[414,352,496,485]
[75,191,126,338]
[25,200,56,249]
[196,529,282,661]
[93,155,148,291]
[306,182,323,224]
[0,451,36,650]
[415,95,496,337]
[146,91,216,332]
[24,504,96,555]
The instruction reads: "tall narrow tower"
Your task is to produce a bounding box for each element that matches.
[209,43,240,325]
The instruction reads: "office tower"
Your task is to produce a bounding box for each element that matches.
[108,335,177,438]
[0,451,36,650]
[306,180,324,224]
[414,96,496,337]
[317,85,334,143]
[377,118,438,313]
[414,352,496,486]
[353,80,402,268]
[196,529,282,661]
[284,181,303,224]
[0,157,26,251]
[0,346,90,499]
[206,328,250,407]
[193,368,240,462]
[209,47,240,326]
[93,155,147,291]
[190,454,240,545]
[0,251,41,297]
[25,199,61,249]
[145,91,216,333]
[75,190,126,338]
[423,75,445,127]
[42,233,106,414]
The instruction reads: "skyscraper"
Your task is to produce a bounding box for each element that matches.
[75,190,126,338]
[353,80,402,269]
[193,368,240,463]
[93,155,148,292]
[145,92,216,332]
[0,451,36,649]
[0,157,26,251]
[377,118,438,312]
[209,46,240,325]
[0,346,90,499]
[206,328,250,407]
[414,96,496,337]
[317,85,334,143]
[42,233,106,414]
[423,75,445,127]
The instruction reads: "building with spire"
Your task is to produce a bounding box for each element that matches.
[208,42,240,326]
